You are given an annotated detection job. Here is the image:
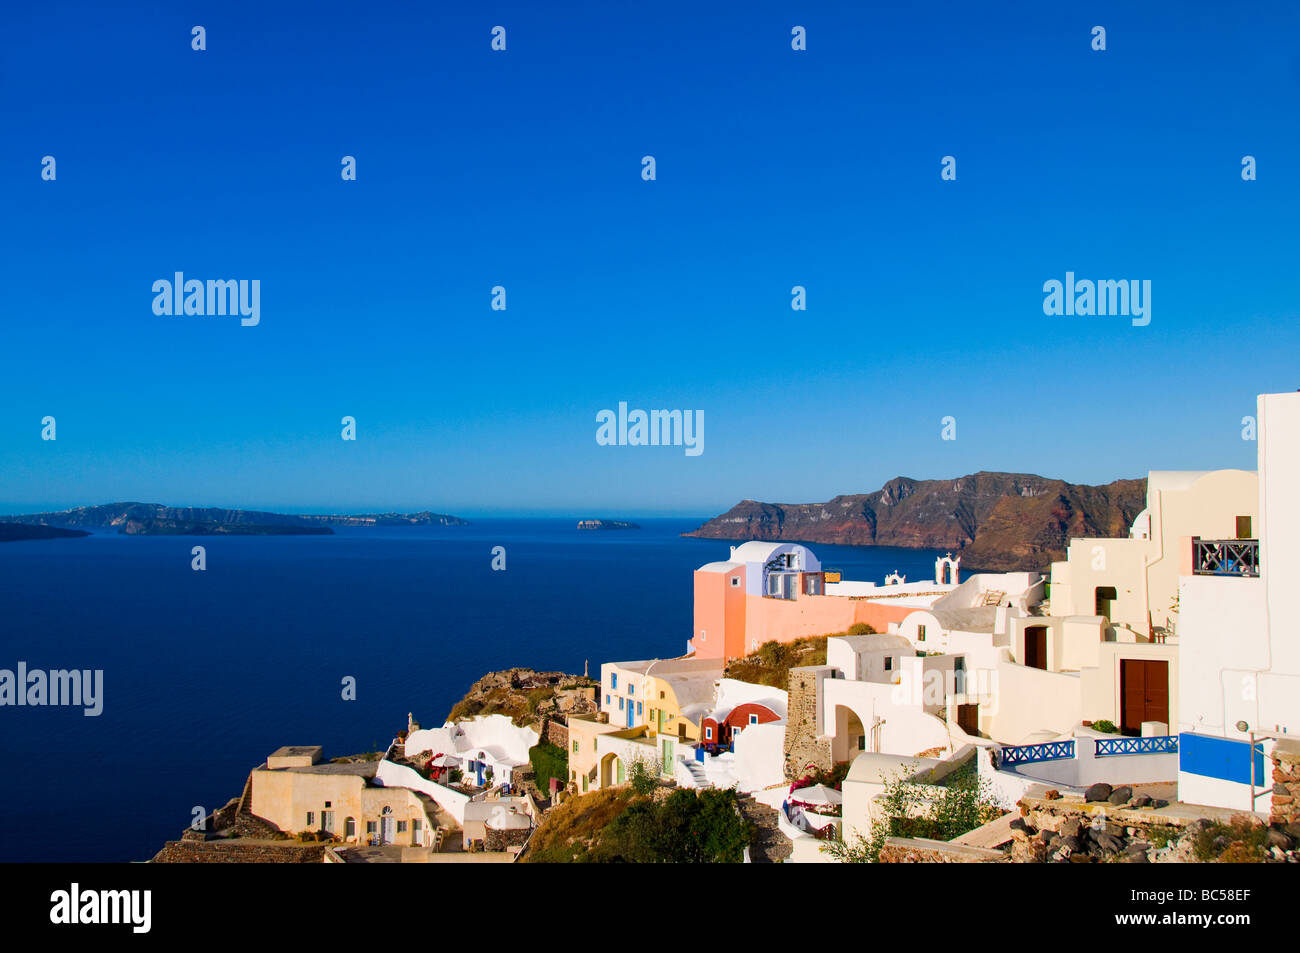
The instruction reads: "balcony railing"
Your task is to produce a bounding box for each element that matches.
[1094,735,1178,757]
[1192,538,1259,577]
[998,740,1075,767]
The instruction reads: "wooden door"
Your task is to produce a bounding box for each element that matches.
[1120,659,1169,734]
[957,704,979,735]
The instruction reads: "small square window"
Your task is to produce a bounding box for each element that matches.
[749,714,758,725]
[397,821,408,833]
[324,801,332,808]
[730,577,740,587]
[366,821,377,834]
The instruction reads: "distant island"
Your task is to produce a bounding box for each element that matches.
[684,471,1146,572]
[0,503,470,537]
[0,523,91,543]
[577,519,640,531]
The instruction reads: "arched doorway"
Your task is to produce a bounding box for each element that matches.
[599,752,621,789]
[832,704,868,761]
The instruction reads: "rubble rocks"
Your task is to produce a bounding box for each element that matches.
[1084,782,1113,803]
[1107,785,1133,806]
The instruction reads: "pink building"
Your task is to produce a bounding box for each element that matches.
[689,541,957,662]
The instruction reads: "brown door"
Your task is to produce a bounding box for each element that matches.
[1024,626,1047,670]
[1120,660,1169,735]
[957,704,979,735]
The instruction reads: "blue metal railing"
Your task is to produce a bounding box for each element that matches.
[1094,735,1178,757]
[999,740,1075,766]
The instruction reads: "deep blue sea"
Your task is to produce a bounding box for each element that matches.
[0,519,947,862]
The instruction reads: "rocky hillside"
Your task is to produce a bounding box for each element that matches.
[446,668,598,729]
[685,471,1147,572]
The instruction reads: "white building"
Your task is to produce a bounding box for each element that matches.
[403,714,538,789]
[1177,391,1300,812]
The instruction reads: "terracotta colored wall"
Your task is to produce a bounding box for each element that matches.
[741,594,914,652]
[691,568,746,659]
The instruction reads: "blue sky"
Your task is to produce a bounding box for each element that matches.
[2,1,1298,516]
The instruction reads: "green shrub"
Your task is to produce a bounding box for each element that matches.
[847,622,877,635]
[529,741,568,794]
[1091,719,1119,734]
[628,756,660,797]
[591,788,752,863]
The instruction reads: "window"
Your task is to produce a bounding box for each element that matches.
[306,811,315,827]
[1237,515,1253,539]
[618,697,624,710]
[637,702,643,716]
[705,726,713,740]
[322,811,335,833]
[857,735,866,751]
[345,817,356,838]
[749,714,759,725]
[413,819,422,832]
[324,801,332,808]
[628,684,634,696]
[397,820,408,833]
[611,673,618,690]
[604,694,610,706]
[366,821,377,835]
[884,656,893,671]
[918,625,926,642]
[730,576,740,587]
[572,740,579,754]
[659,691,665,700]
[804,574,822,596]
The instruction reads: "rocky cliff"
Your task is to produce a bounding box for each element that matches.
[684,471,1147,572]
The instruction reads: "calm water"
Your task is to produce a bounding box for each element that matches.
[0,520,947,861]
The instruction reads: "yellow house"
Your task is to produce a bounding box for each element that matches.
[565,715,627,793]
[598,657,722,743]
[251,746,435,846]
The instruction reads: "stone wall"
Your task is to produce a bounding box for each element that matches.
[783,666,832,780]
[151,841,328,863]
[880,837,1005,863]
[541,718,569,750]
[484,826,530,852]
[1271,739,1300,827]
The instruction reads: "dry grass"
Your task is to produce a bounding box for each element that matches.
[524,787,638,862]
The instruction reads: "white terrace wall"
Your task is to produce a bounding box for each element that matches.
[985,662,1081,744]
[374,759,472,825]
